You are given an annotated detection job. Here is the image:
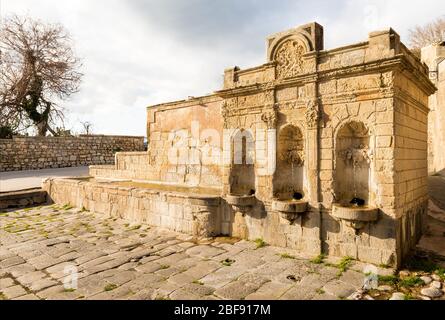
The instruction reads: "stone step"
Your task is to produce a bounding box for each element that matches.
[0,188,48,209]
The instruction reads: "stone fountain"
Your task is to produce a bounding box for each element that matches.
[332,122,379,232]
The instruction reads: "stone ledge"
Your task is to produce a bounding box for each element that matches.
[0,188,48,209]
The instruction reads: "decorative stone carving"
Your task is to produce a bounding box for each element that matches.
[221,99,238,129]
[381,72,394,88]
[338,145,372,168]
[279,148,305,167]
[275,40,305,79]
[305,100,319,129]
[261,104,278,129]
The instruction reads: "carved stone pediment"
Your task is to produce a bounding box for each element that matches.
[275,40,306,79]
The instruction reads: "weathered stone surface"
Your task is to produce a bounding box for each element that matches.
[0,278,15,290]
[420,276,433,285]
[389,292,406,300]
[322,281,356,299]
[0,135,145,172]
[1,285,27,299]
[421,287,444,298]
[214,281,260,300]
[1,204,442,301]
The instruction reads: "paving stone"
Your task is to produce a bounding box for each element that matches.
[17,270,46,286]
[29,278,60,292]
[420,276,433,285]
[279,284,318,300]
[103,271,137,286]
[14,294,40,300]
[182,260,221,279]
[35,285,65,300]
[182,283,215,296]
[125,273,165,291]
[0,256,25,268]
[134,262,163,273]
[169,288,202,300]
[389,292,406,300]
[4,204,427,301]
[214,280,259,300]
[155,266,182,277]
[155,253,189,266]
[88,285,134,300]
[322,280,356,299]
[200,266,246,289]
[128,288,155,300]
[338,270,366,288]
[311,293,339,300]
[421,287,444,298]
[186,245,225,259]
[5,263,36,278]
[0,277,15,290]
[153,281,180,298]
[1,285,27,299]
[167,272,196,285]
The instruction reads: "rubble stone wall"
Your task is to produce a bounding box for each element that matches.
[0,135,145,172]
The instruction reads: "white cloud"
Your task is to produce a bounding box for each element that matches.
[2,0,444,135]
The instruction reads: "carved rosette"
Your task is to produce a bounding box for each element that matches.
[275,40,305,79]
[305,100,320,129]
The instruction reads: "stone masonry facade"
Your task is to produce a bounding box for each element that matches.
[47,22,436,268]
[422,42,445,174]
[0,135,145,172]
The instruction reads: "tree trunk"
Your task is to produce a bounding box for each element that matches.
[36,121,48,136]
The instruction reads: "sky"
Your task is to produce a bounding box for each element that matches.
[1,0,444,136]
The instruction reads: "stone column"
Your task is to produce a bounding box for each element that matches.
[259,101,278,200]
[305,94,320,206]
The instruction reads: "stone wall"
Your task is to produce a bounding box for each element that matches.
[0,135,145,172]
[43,178,222,238]
[421,43,445,174]
[92,97,224,188]
[43,178,321,256]
[393,73,430,261]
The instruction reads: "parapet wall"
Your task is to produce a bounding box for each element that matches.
[0,135,145,172]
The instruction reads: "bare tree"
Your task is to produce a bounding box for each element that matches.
[80,121,93,135]
[409,16,445,56]
[0,15,82,136]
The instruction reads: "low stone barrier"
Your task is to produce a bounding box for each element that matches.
[0,135,145,172]
[43,178,222,238]
[0,189,48,209]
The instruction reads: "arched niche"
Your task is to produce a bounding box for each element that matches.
[334,121,372,206]
[274,124,305,200]
[229,129,255,196]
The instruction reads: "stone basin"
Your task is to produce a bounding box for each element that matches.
[332,204,379,222]
[225,194,256,207]
[272,199,308,213]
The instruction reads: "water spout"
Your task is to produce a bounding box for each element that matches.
[293,192,303,201]
[350,197,365,207]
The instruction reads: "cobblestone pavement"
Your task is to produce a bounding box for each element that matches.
[0,205,409,300]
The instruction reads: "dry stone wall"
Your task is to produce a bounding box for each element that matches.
[0,135,145,172]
